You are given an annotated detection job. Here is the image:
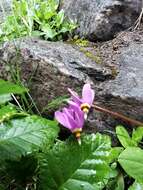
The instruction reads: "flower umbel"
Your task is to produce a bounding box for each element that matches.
[55,103,84,142]
[68,83,95,116]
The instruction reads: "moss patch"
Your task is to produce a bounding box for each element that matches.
[80,47,102,64]
[74,38,89,47]
[67,37,102,64]
[68,37,90,47]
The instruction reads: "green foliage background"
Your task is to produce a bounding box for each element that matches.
[0,0,76,42]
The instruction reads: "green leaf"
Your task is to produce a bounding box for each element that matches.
[39,133,111,190]
[43,10,55,20]
[132,127,143,145]
[109,147,123,163]
[0,94,12,104]
[48,0,59,11]
[0,80,27,95]
[0,0,76,42]
[56,10,64,26]
[0,115,59,160]
[115,174,124,190]
[116,126,135,148]
[118,147,143,181]
[0,184,5,190]
[41,24,57,39]
[0,104,28,124]
[129,181,143,190]
[0,105,18,123]
[106,172,124,190]
[32,30,43,37]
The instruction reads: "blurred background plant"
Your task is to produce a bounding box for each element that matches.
[0,0,77,42]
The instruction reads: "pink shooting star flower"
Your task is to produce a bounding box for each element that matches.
[55,103,84,144]
[68,83,95,118]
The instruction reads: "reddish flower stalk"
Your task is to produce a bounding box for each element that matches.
[92,104,143,126]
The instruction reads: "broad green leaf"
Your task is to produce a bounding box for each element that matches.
[92,183,103,190]
[118,147,143,181]
[0,94,12,104]
[132,127,143,145]
[0,80,27,95]
[39,133,111,190]
[0,105,28,124]
[0,115,59,160]
[0,105,18,123]
[109,147,123,163]
[129,181,143,190]
[94,167,118,190]
[116,126,135,148]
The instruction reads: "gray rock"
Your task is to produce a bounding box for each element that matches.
[83,31,143,139]
[0,38,112,112]
[1,31,143,138]
[0,0,12,22]
[103,44,143,101]
[97,31,143,123]
[60,0,142,41]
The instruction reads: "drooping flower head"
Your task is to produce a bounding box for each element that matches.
[55,84,94,143]
[68,83,95,114]
[55,103,84,141]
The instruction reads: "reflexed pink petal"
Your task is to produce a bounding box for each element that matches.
[68,88,81,105]
[68,101,84,125]
[82,84,95,105]
[63,107,72,116]
[63,108,77,131]
[75,110,84,128]
[68,101,80,111]
[69,102,83,125]
[55,111,72,130]
[64,106,84,132]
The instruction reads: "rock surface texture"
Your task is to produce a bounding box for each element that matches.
[0,38,112,112]
[0,0,143,136]
[1,31,143,134]
[60,0,142,41]
[97,31,143,123]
